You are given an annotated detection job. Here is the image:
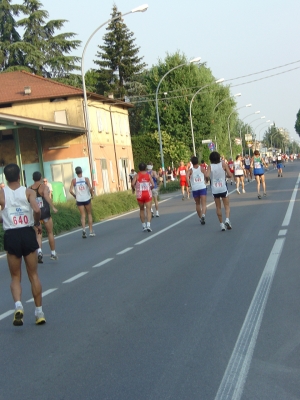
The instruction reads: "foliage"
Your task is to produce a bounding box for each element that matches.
[94,4,146,99]
[0,0,81,78]
[131,130,191,171]
[158,180,180,193]
[295,109,300,137]
[0,191,139,251]
[130,52,237,159]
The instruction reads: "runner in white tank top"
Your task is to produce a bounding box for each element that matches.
[186,156,208,225]
[207,152,233,231]
[0,163,46,326]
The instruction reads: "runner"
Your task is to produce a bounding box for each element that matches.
[0,163,46,326]
[147,162,159,217]
[129,169,137,194]
[276,153,283,177]
[244,154,252,181]
[251,150,267,199]
[264,155,269,170]
[131,162,154,232]
[43,178,53,198]
[207,151,233,231]
[177,161,190,200]
[227,158,235,185]
[30,172,58,263]
[234,155,245,194]
[272,154,277,169]
[186,156,208,225]
[69,166,95,238]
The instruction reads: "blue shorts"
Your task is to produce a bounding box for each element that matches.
[245,165,250,170]
[192,188,207,198]
[277,163,282,169]
[76,199,91,206]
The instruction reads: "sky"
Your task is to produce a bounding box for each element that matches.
[16,0,300,142]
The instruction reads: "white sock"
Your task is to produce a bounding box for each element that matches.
[35,306,43,316]
[146,222,150,227]
[15,301,23,309]
[202,214,205,218]
[51,250,56,255]
[38,248,42,253]
[142,223,146,228]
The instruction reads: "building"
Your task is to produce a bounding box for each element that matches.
[0,71,134,198]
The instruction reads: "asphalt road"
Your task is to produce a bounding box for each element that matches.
[0,161,300,400]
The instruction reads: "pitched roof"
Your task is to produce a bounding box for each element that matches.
[0,71,133,108]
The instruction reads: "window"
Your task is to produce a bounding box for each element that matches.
[54,110,68,124]
[96,110,103,132]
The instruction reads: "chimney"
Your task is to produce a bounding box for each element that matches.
[24,86,31,95]
[108,93,114,99]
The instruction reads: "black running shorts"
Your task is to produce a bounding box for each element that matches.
[4,226,39,258]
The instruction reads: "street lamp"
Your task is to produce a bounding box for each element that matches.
[227,104,252,159]
[189,78,225,156]
[156,56,201,187]
[238,110,260,156]
[213,93,241,150]
[81,4,149,193]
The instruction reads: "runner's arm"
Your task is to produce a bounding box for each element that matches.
[85,177,93,197]
[43,185,58,213]
[27,188,42,232]
[69,179,76,198]
[223,161,232,178]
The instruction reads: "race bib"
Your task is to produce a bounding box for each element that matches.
[78,184,86,191]
[36,196,43,209]
[213,179,224,188]
[8,207,30,226]
[180,170,186,176]
[254,162,261,169]
[194,175,202,183]
[139,182,149,191]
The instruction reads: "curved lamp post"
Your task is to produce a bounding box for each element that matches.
[81,4,149,193]
[189,78,225,156]
[252,118,267,150]
[156,57,201,187]
[213,93,241,150]
[238,110,260,155]
[227,104,251,159]
[257,120,271,148]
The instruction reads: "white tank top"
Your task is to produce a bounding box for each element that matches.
[190,166,206,191]
[74,176,91,202]
[234,161,243,176]
[245,158,250,166]
[210,162,227,194]
[2,186,34,230]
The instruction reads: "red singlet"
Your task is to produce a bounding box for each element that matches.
[136,172,152,203]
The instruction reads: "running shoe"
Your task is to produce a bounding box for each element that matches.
[242,189,246,194]
[156,211,159,217]
[258,194,262,199]
[147,226,152,232]
[237,189,240,194]
[220,223,226,231]
[82,230,87,238]
[50,253,58,261]
[151,209,154,217]
[89,232,96,237]
[281,174,283,177]
[35,311,46,325]
[182,196,185,201]
[278,174,280,177]
[263,192,267,197]
[13,307,24,326]
[225,219,232,230]
[200,216,205,225]
[38,252,43,264]
[143,226,147,232]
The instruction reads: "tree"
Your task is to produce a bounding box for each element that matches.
[94,4,146,99]
[130,52,237,158]
[295,109,300,137]
[0,0,23,71]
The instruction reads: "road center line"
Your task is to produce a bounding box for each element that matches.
[63,272,88,283]
[92,258,114,268]
[26,288,58,303]
[215,237,285,400]
[281,173,300,227]
[117,248,133,255]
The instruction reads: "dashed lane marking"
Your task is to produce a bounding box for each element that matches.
[117,248,133,255]
[63,272,89,284]
[92,258,114,268]
[26,288,58,303]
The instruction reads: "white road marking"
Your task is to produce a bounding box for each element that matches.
[117,247,133,255]
[278,229,287,236]
[26,288,58,303]
[63,272,88,284]
[215,237,285,400]
[92,258,114,268]
[0,310,14,321]
[281,173,300,227]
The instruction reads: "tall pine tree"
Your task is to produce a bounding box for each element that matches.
[94,4,146,99]
[17,0,81,78]
[0,0,23,71]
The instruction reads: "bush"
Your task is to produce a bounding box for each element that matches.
[0,191,139,252]
[158,180,180,193]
